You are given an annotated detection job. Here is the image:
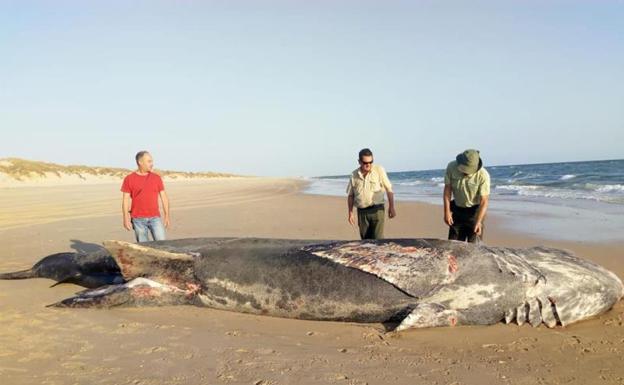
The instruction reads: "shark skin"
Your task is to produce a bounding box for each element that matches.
[2,237,622,331]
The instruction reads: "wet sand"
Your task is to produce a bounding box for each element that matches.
[0,178,622,385]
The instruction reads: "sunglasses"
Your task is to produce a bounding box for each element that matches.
[359,160,374,165]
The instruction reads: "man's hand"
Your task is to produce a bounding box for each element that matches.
[388,206,396,219]
[444,210,454,226]
[348,211,356,226]
[159,190,170,229]
[122,192,132,231]
[473,221,483,235]
[123,216,132,231]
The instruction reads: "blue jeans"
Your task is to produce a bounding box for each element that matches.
[131,217,166,243]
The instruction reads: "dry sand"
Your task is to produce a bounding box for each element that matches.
[0,178,622,385]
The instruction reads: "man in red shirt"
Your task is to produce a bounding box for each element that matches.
[121,151,170,242]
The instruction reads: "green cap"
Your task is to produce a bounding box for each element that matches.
[456,149,483,175]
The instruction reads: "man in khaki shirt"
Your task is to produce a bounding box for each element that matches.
[347,148,396,239]
[443,149,490,243]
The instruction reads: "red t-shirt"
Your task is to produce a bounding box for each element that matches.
[121,172,165,218]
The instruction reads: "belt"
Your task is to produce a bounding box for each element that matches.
[357,204,384,212]
[450,200,479,213]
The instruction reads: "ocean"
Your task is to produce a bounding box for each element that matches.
[304,159,624,242]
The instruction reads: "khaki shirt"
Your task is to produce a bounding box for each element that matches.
[346,164,393,209]
[444,161,491,208]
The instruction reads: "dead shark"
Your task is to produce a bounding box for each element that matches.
[1,238,621,330]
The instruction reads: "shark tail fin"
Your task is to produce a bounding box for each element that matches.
[0,269,35,280]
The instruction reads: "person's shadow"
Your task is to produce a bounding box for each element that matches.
[69,239,106,254]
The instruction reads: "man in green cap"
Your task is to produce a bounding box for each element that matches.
[443,149,490,243]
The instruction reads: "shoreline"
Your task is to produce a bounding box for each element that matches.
[302,178,624,244]
[1,176,623,385]
[303,191,624,246]
[1,176,621,249]
[0,176,620,273]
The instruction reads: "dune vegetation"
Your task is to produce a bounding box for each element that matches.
[0,158,238,182]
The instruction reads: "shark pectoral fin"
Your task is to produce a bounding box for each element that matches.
[48,278,196,308]
[395,303,463,331]
[103,240,195,285]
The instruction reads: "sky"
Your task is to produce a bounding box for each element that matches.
[0,0,622,176]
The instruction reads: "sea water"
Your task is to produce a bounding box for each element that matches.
[305,159,624,242]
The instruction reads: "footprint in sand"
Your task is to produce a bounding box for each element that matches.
[137,346,167,355]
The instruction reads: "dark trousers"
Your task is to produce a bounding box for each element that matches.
[357,204,385,240]
[448,201,483,243]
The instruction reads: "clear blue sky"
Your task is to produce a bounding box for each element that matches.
[1,0,622,176]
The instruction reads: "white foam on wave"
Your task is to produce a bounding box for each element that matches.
[495,184,624,204]
[560,174,576,180]
[496,185,540,192]
[596,184,624,193]
[396,180,424,186]
[497,184,589,199]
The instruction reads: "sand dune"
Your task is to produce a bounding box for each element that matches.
[0,158,238,188]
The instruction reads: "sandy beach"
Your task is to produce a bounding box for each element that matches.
[1,178,623,385]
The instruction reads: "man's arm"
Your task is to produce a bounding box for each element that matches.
[380,167,396,219]
[473,195,489,235]
[347,194,356,225]
[122,192,132,231]
[386,190,396,218]
[346,178,356,225]
[443,184,454,226]
[159,190,170,228]
[474,171,491,235]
